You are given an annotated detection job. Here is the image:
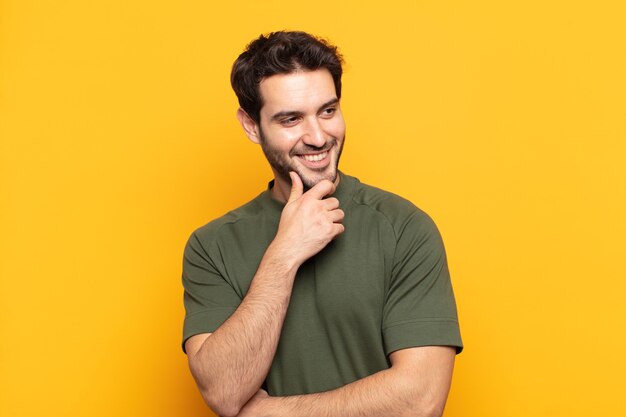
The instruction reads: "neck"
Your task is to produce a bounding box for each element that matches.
[270,178,291,203]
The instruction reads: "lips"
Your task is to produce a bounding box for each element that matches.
[300,151,328,162]
[296,149,331,168]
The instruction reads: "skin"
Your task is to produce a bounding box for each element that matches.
[185,68,456,417]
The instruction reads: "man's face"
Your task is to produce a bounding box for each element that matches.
[256,69,346,190]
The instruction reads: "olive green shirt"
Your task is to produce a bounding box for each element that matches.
[182,172,462,395]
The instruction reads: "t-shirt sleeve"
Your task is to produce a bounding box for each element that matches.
[181,230,241,352]
[382,210,463,356]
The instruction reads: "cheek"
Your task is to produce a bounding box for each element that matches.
[263,127,300,151]
[327,118,346,138]
[283,129,304,144]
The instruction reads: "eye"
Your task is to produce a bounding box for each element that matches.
[280,116,300,126]
[321,107,336,117]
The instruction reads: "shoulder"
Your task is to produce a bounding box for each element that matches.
[185,192,267,254]
[347,175,438,237]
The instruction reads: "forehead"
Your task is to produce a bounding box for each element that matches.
[258,69,337,116]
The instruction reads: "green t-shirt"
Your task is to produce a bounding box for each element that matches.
[182,172,462,396]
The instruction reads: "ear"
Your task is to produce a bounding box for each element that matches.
[237,108,261,144]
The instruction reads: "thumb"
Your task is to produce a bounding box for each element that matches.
[287,171,303,203]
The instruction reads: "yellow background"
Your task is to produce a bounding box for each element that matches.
[1,1,625,416]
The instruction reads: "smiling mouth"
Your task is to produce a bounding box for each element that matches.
[299,151,328,162]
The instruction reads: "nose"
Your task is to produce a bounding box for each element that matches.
[302,118,327,148]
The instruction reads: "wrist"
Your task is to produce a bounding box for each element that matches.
[266,238,302,273]
[255,394,280,416]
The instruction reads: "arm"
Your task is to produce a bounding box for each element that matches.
[185,173,345,417]
[185,246,297,417]
[238,346,456,417]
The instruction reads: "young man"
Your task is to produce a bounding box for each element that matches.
[182,31,463,417]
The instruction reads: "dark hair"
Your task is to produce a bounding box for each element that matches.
[231,31,344,123]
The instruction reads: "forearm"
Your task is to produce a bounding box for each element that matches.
[189,243,298,416]
[251,367,445,417]
[258,369,443,417]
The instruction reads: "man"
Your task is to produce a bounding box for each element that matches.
[182,31,463,417]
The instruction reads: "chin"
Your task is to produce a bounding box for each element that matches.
[299,169,338,190]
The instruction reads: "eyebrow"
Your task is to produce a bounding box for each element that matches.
[270,98,340,122]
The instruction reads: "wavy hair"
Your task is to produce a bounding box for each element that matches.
[231,31,344,123]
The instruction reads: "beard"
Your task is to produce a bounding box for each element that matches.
[258,128,345,191]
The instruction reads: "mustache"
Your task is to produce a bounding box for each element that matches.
[290,139,337,156]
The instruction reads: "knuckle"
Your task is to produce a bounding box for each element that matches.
[318,180,333,191]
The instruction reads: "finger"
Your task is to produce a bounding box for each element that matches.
[322,197,340,210]
[327,208,344,223]
[332,223,345,237]
[287,172,303,203]
[305,179,335,200]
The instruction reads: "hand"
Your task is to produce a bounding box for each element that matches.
[236,388,270,417]
[272,172,345,267]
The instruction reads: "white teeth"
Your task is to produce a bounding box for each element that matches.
[302,152,328,162]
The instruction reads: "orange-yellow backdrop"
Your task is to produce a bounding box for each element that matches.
[1,1,625,416]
